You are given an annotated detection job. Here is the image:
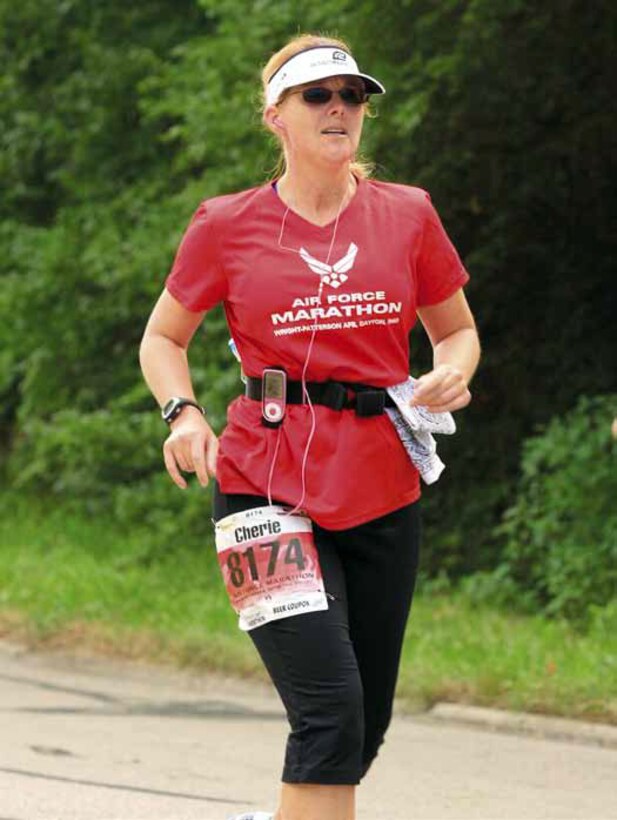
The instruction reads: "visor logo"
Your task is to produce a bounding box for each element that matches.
[332,51,347,62]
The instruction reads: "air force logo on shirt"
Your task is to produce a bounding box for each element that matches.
[269,240,403,333]
[299,242,358,289]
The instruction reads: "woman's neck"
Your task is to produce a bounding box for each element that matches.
[276,164,357,226]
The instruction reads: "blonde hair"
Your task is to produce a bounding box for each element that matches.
[260,33,376,180]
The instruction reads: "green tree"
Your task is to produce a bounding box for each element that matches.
[1,0,615,607]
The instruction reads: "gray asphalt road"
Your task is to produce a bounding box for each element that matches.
[0,638,615,820]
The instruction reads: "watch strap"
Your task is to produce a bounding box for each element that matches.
[162,397,206,425]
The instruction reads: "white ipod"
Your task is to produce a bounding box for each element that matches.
[261,369,287,427]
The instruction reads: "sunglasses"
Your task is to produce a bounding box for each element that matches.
[288,85,369,106]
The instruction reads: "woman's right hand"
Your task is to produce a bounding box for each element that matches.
[162,406,219,489]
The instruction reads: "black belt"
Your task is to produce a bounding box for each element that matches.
[245,377,396,417]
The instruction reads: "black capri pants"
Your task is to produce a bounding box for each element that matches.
[212,480,421,785]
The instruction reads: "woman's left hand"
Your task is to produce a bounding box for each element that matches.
[409,364,471,413]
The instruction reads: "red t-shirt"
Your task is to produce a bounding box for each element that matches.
[165,175,470,529]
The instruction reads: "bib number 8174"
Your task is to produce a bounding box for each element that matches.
[226,538,306,588]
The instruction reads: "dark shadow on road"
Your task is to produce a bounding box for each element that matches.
[0,673,284,720]
[0,767,247,806]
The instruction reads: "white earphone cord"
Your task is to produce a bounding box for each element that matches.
[267,179,350,513]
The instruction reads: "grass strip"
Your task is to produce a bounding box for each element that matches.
[1,492,614,723]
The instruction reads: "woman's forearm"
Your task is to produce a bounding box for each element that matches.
[432,327,481,385]
[139,333,199,410]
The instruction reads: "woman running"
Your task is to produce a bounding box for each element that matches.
[140,33,480,820]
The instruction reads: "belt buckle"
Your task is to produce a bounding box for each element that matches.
[355,390,386,417]
[321,382,348,411]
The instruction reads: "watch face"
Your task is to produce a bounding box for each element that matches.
[162,398,180,420]
[163,399,176,413]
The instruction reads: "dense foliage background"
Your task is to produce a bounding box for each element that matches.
[1,0,615,627]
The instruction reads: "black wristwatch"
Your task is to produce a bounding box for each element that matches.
[161,397,207,425]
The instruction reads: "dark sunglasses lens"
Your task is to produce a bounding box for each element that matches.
[300,86,367,105]
[302,87,333,104]
[340,86,367,105]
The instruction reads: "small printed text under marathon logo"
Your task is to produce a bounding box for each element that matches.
[274,317,400,336]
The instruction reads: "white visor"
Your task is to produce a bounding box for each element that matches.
[266,46,386,106]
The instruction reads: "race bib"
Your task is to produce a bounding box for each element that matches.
[214,505,328,631]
